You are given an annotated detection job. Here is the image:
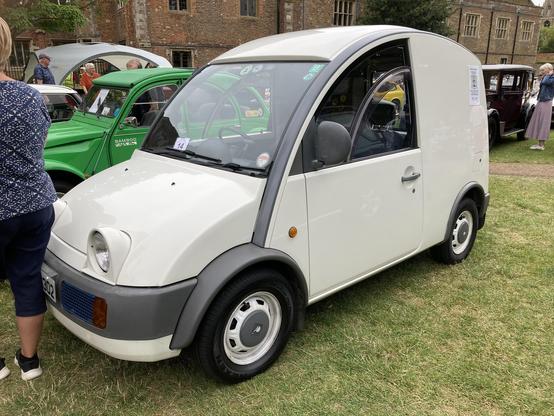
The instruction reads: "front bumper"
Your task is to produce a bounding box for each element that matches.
[43,250,197,361]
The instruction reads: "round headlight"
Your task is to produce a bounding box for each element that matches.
[92,232,110,273]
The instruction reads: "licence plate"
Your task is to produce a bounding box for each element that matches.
[42,274,57,303]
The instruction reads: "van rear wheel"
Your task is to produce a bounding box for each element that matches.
[430,198,478,264]
[195,268,295,383]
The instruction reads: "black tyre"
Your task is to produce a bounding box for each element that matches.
[51,177,80,198]
[195,268,295,383]
[430,198,478,265]
[488,117,498,149]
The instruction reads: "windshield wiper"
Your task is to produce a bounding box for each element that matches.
[163,146,222,163]
[219,162,267,173]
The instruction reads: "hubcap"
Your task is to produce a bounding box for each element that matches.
[223,291,282,365]
[451,210,473,255]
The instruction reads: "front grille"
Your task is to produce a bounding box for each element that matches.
[61,281,95,325]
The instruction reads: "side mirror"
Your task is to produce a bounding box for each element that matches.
[312,121,351,169]
[123,116,138,127]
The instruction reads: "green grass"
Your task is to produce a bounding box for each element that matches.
[1,176,554,415]
[490,130,554,164]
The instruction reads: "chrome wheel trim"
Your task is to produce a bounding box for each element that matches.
[452,210,473,255]
[223,291,282,366]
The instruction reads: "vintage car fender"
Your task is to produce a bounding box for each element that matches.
[44,159,86,181]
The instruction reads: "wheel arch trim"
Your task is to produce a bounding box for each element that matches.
[442,182,487,242]
[169,243,308,350]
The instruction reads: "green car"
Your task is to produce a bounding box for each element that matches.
[45,68,193,194]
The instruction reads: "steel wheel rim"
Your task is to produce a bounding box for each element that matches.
[451,210,473,255]
[223,291,282,366]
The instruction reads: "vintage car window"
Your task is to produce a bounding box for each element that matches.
[501,73,523,91]
[316,43,407,131]
[143,62,325,174]
[83,86,129,118]
[126,84,178,127]
[351,70,414,159]
[485,74,498,92]
[41,93,79,122]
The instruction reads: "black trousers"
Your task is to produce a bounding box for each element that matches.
[0,205,54,316]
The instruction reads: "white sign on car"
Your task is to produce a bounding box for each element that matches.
[43,25,489,383]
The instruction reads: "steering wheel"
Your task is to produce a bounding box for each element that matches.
[218,126,255,154]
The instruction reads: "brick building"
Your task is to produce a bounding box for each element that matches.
[2,0,363,76]
[448,0,542,66]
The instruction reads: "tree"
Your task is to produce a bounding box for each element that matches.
[359,0,452,36]
[3,0,87,35]
[538,27,554,53]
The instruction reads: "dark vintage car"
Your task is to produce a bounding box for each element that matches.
[482,64,534,147]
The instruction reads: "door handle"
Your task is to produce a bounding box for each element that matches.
[401,172,421,183]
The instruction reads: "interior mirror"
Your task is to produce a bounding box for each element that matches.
[313,121,351,169]
[124,116,138,127]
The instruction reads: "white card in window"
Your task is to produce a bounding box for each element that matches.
[173,137,190,151]
[101,106,111,116]
[469,65,480,106]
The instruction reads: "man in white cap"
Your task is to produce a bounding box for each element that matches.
[33,53,55,84]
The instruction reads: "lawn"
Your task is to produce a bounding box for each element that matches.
[490,130,554,164]
[1,176,553,416]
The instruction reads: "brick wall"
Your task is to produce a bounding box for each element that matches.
[449,0,542,66]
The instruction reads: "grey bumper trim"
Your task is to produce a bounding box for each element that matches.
[43,250,197,341]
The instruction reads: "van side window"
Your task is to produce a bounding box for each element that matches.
[351,70,415,159]
[316,44,407,131]
[302,41,410,172]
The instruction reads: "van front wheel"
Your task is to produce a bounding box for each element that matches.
[195,268,295,383]
[431,198,478,264]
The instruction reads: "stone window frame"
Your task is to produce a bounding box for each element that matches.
[333,0,356,26]
[520,20,534,42]
[495,17,510,40]
[171,49,194,68]
[169,0,187,12]
[240,0,257,17]
[463,13,481,38]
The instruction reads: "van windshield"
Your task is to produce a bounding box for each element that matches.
[142,62,326,175]
[82,86,129,118]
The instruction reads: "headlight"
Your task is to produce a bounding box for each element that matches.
[91,232,110,273]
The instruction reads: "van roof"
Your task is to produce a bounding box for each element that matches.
[93,67,194,88]
[211,26,419,64]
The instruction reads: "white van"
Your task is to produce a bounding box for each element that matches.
[43,26,489,383]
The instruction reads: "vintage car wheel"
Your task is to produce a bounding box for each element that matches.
[195,268,295,383]
[488,118,498,148]
[430,198,478,265]
[517,108,533,141]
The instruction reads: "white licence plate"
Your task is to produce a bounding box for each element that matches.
[42,274,57,303]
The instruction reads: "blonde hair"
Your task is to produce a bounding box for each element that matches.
[0,16,12,73]
[539,63,553,73]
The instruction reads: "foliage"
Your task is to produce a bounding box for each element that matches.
[538,27,554,53]
[3,0,87,35]
[359,0,452,36]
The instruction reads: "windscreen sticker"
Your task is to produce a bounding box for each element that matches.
[303,73,315,81]
[101,107,111,116]
[309,64,325,74]
[240,65,253,76]
[173,137,190,151]
[256,152,271,169]
[469,65,480,106]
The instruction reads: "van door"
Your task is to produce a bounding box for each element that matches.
[304,43,424,298]
[110,84,178,165]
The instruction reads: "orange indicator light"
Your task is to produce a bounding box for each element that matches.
[288,227,298,238]
[92,297,108,329]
